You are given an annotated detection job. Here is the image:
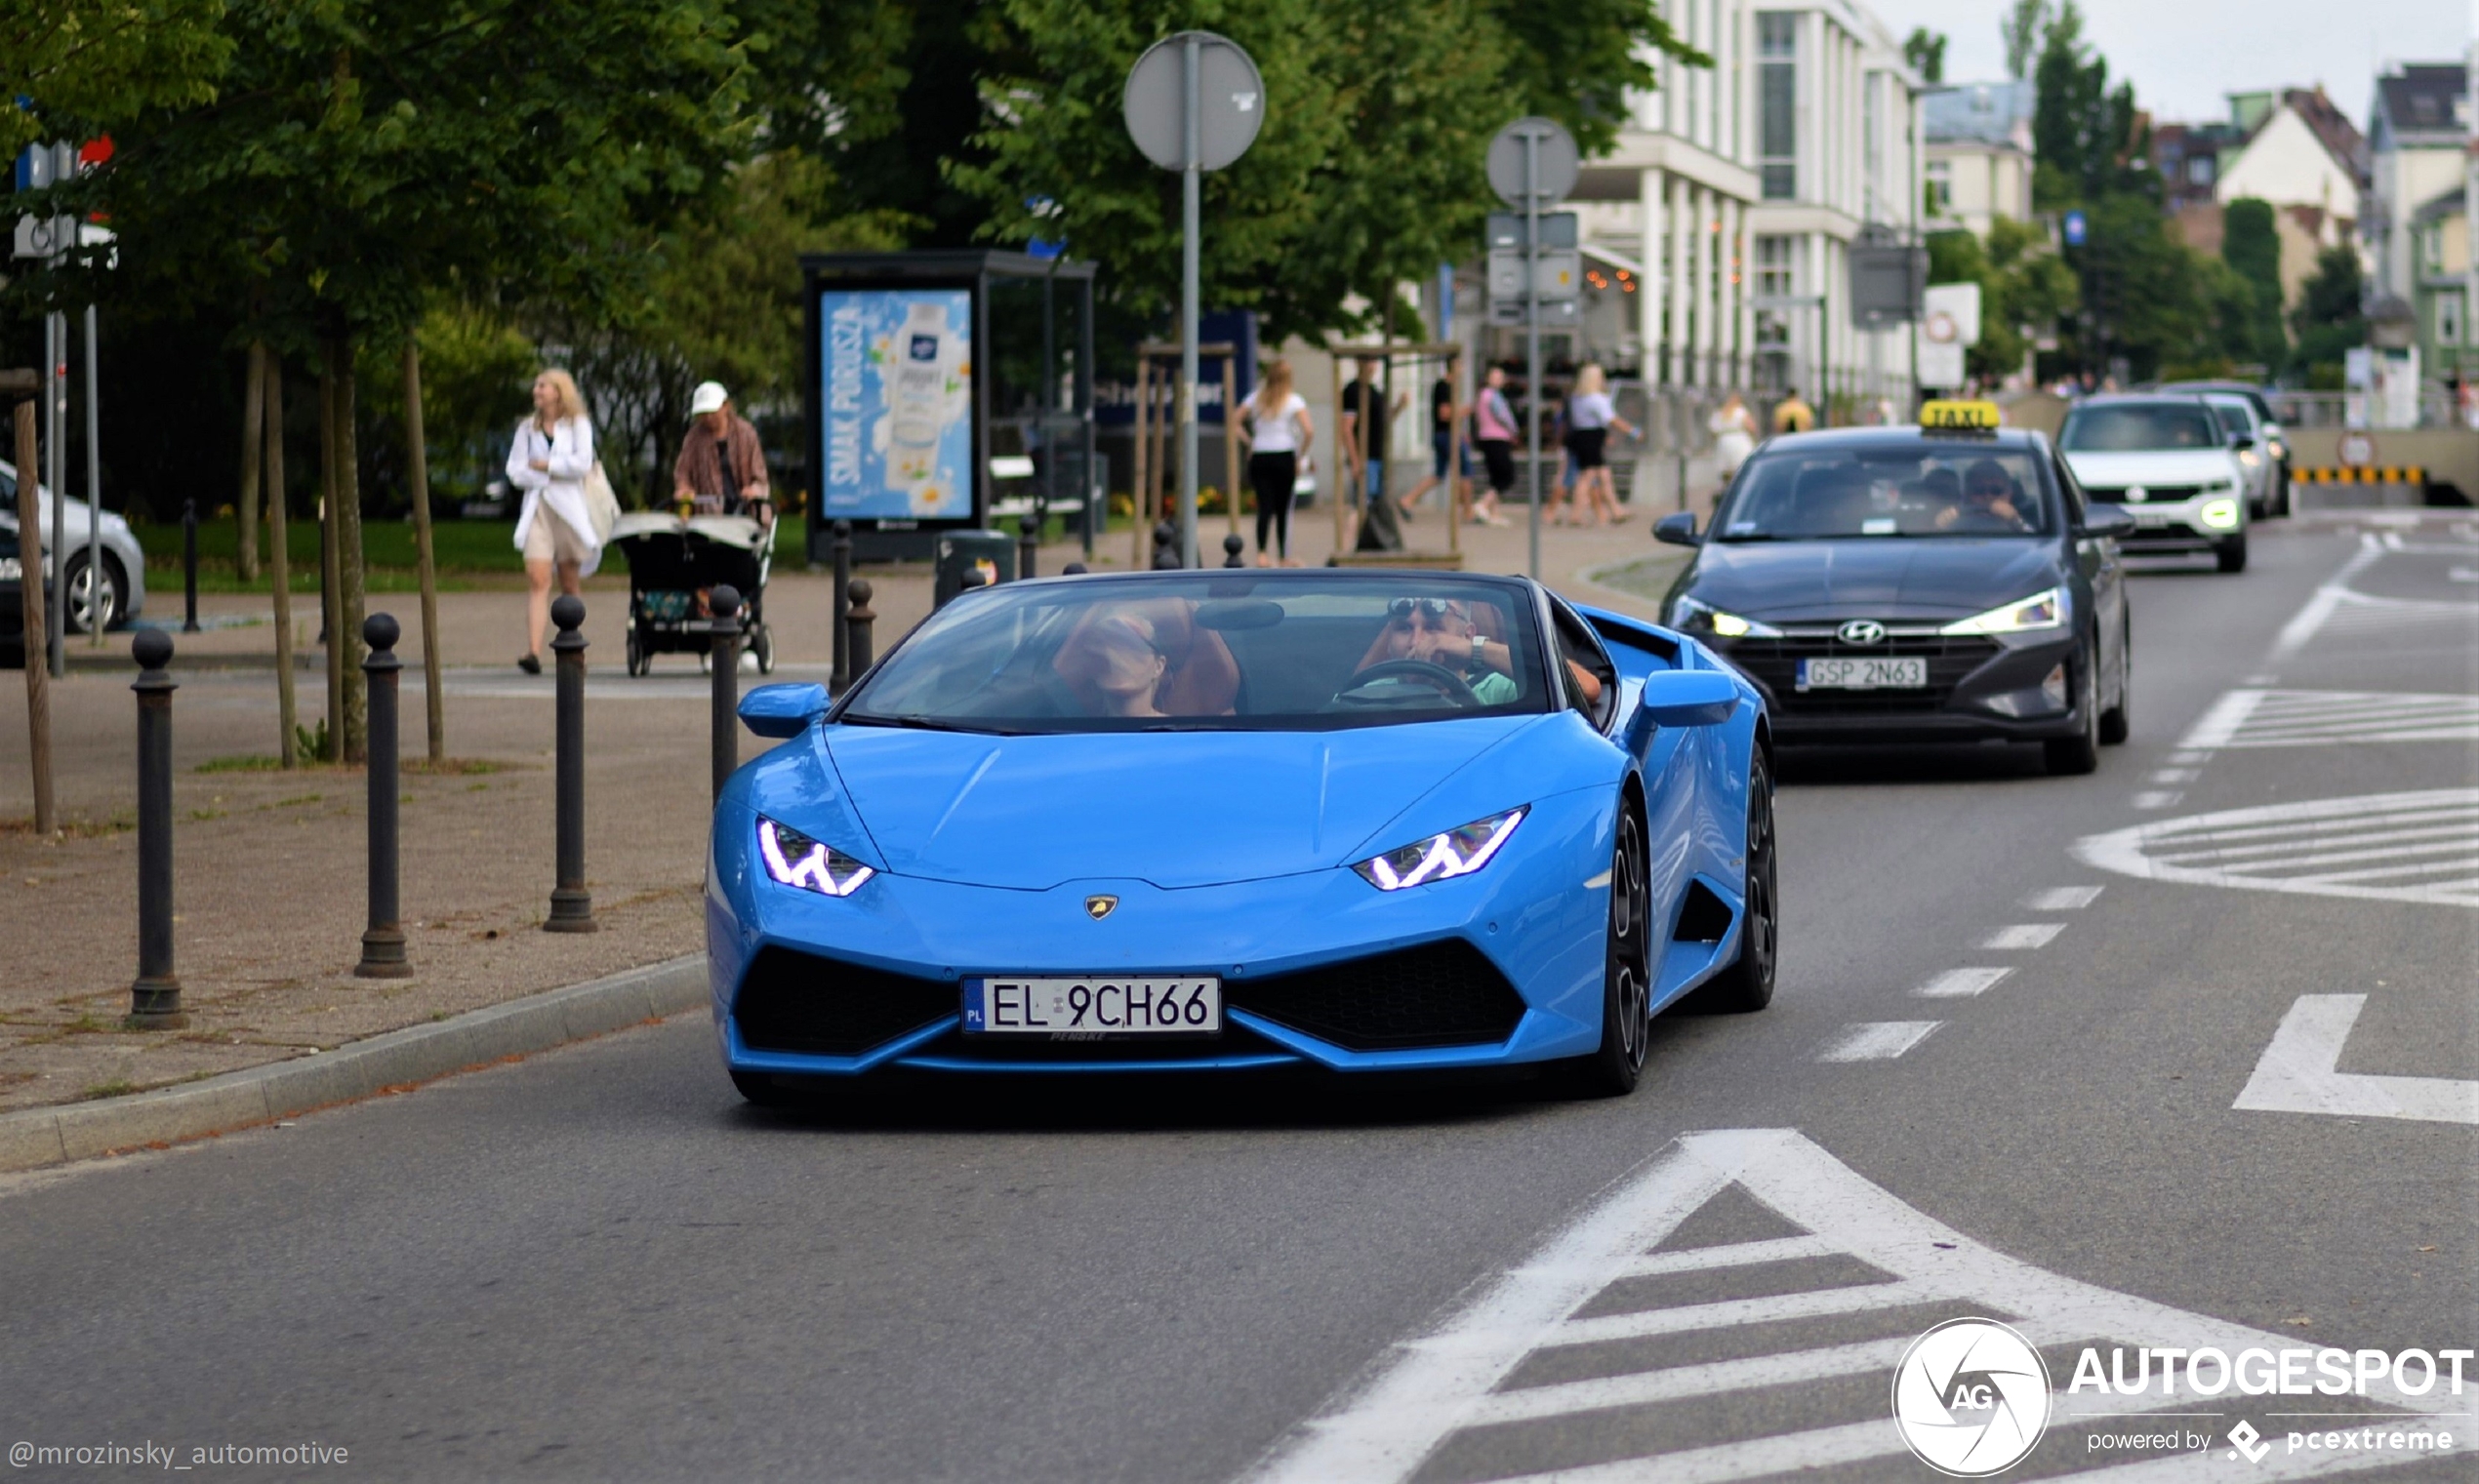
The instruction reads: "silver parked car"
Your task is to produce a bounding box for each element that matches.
[2201,393,2280,521]
[0,459,150,633]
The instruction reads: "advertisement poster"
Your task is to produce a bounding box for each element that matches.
[818,289,973,520]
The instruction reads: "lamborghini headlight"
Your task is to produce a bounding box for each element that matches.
[2200,498,2241,530]
[1940,586,2066,636]
[1353,808,1526,891]
[1670,595,1782,640]
[755,817,875,898]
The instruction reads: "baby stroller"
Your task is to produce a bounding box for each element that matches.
[609,512,775,676]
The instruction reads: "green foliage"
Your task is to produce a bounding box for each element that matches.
[2289,244,2365,381]
[1903,28,1946,85]
[2030,3,2143,211]
[0,0,233,157]
[2000,0,2049,79]
[1927,218,2079,381]
[2219,198,2287,366]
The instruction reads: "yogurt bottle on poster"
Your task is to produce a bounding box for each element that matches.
[887,301,951,496]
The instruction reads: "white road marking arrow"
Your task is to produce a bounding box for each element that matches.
[2235,995,2479,1126]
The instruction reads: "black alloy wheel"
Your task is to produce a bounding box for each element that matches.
[1565,804,1653,1097]
[2045,655,2101,775]
[1694,750,1776,1013]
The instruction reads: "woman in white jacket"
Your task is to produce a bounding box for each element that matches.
[507,369,602,672]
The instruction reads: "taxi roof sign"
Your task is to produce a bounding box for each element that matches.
[1921,400,2001,432]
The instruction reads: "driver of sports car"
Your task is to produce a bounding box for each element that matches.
[1932,458,2031,533]
[1357,597,1521,704]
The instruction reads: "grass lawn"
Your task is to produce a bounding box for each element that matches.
[133,514,816,592]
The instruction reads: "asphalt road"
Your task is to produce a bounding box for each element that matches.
[4,514,2474,1483]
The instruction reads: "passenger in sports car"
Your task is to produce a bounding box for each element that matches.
[1050,600,1241,717]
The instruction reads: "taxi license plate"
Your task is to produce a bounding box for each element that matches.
[962,977,1221,1037]
[1798,657,1927,691]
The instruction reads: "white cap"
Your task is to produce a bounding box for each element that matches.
[689,381,729,418]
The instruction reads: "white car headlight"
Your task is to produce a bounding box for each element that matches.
[756,817,874,898]
[1940,586,2066,636]
[1671,595,1782,640]
[1353,807,1526,891]
[2236,448,2261,468]
[2200,498,2241,530]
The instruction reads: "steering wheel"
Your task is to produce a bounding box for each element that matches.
[1332,659,1481,707]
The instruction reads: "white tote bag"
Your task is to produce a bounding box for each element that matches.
[583,461,622,544]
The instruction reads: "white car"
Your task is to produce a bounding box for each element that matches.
[0,459,149,634]
[2056,396,2250,574]
[2200,393,2280,520]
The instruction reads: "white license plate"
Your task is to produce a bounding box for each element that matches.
[962,977,1222,1037]
[1798,657,1927,691]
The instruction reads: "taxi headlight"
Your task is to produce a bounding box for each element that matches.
[1671,595,1782,640]
[2200,499,2241,530]
[1940,586,2066,636]
[756,817,875,898]
[1353,808,1526,891]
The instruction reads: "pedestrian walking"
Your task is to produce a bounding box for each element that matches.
[1709,390,1758,491]
[1339,357,1404,551]
[1398,372,1465,522]
[1237,358,1313,567]
[673,381,772,524]
[508,370,603,674]
[1469,365,1517,527]
[1770,386,1815,434]
[1560,365,1638,527]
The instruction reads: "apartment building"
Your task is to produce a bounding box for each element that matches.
[1561,0,1923,408]
[1923,80,2035,239]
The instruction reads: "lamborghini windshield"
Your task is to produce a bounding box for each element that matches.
[840,573,1551,734]
[1714,446,2057,541]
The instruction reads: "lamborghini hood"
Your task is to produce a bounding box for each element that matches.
[815,716,1542,890]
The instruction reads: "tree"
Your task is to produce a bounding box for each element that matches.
[2031,2,2142,211]
[2289,244,2365,385]
[1927,217,2078,382]
[0,0,232,156]
[1903,28,1946,85]
[2219,198,2287,368]
[2000,0,2049,80]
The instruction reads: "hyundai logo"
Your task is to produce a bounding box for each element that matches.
[1837,620,1888,646]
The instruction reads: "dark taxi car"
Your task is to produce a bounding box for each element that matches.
[1652,404,2136,774]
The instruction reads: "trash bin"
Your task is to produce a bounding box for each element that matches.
[933,530,1017,609]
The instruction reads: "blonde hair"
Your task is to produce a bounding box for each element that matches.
[1574,364,1606,397]
[1253,357,1294,417]
[533,369,589,429]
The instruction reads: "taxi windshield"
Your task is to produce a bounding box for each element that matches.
[840,574,1550,734]
[1713,446,2055,541]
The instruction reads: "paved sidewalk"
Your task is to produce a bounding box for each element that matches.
[0,508,1687,1115]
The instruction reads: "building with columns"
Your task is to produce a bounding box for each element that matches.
[1567,0,1924,412]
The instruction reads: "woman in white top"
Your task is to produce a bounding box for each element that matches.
[1708,391,1758,491]
[1238,357,1315,567]
[507,369,602,673]
[1558,364,1639,526]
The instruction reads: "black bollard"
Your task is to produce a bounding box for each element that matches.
[128,629,185,1028]
[356,614,410,978]
[846,579,875,677]
[1061,562,1088,575]
[1222,533,1245,568]
[181,498,200,633]
[1017,514,1039,581]
[830,520,852,695]
[1151,519,1181,571]
[709,583,741,803]
[545,594,596,933]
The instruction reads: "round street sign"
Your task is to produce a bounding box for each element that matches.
[1486,117,1579,208]
[1123,32,1265,172]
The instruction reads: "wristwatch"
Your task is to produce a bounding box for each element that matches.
[1471,635,1488,668]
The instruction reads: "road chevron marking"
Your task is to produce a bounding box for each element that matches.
[2074,790,2479,908]
[2235,995,2479,1126]
[1242,1130,2456,1484]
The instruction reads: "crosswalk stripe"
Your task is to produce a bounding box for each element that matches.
[1245,1131,2459,1484]
[2191,689,2479,749]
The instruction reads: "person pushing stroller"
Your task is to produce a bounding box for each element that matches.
[674,381,773,525]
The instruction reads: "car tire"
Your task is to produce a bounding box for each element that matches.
[626,629,646,677]
[731,1070,817,1109]
[1562,803,1654,1098]
[64,551,126,636]
[2097,623,2132,745]
[2215,533,2248,574]
[2045,659,2101,775]
[1694,750,1776,1014]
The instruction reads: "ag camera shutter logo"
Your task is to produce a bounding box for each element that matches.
[1892,1317,2052,1475]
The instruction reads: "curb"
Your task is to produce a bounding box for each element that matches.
[0,955,707,1175]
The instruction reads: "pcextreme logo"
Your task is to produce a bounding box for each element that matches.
[1891,1318,2052,1476]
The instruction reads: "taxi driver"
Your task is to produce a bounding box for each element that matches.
[1934,459,2031,533]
